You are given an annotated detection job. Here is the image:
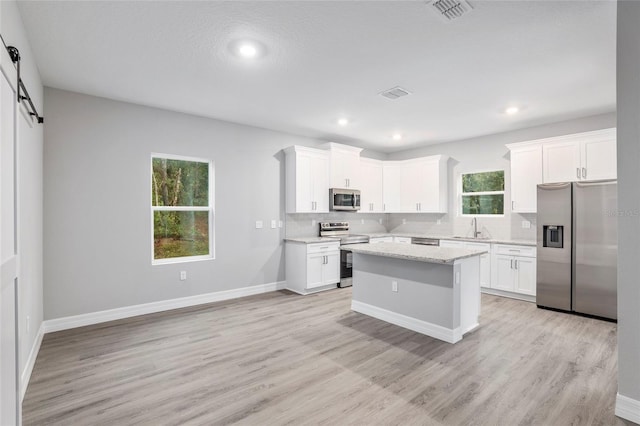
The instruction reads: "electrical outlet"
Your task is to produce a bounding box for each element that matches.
[180,271,187,281]
[361,219,365,225]
[522,220,531,229]
[312,219,316,227]
[402,219,407,225]
[278,220,283,228]
[271,220,277,229]
[378,218,382,225]
[255,220,263,229]
[391,281,398,292]
[437,219,441,225]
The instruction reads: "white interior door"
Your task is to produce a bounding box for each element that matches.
[1,50,20,426]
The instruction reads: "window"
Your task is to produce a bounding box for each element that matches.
[151,154,214,264]
[460,170,504,215]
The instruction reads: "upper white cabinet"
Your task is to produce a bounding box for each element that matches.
[382,161,403,212]
[322,143,362,189]
[507,143,543,213]
[359,158,384,213]
[384,155,448,213]
[285,146,330,213]
[542,128,616,183]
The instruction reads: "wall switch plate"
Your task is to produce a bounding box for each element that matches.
[437,219,441,225]
[271,220,277,229]
[278,220,283,228]
[378,218,382,225]
[522,220,531,229]
[391,281,398,292]
[255,220,263,229]
[180,271,187,281]
[402,219,407,225]
[312,220,316,227]
[361,219,365,225]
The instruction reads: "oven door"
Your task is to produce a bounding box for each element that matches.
[339,248,353,287]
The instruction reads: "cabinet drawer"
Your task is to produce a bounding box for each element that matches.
[307,242,340,254]
[465,242,491,251]
[493,244,536,257]
[370,236,393,244]
[394,236,412,244]
[440,240,465,248]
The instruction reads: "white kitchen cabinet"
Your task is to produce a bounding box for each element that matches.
[285,146,330,213]
[359,158,384,213]
[286,241,340,294]
[394,236,412,244]
[440,240,491,288]
[542,128,616,183]
[491,244,536,297]
[322,142,362,189]
[507,143,542,213]
[370,236,393,244]
[384,155,448,213]
[383,161,403,212]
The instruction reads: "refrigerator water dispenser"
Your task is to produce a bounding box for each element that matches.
[543,225,563,248]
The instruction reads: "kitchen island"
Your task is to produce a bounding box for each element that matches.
[348,242,486,344]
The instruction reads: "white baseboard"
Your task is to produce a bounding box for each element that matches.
[481,287,536,303]
[43,281,286,333]
[21,322,44,402]
[616,393,640,424]
[351,300,461,344]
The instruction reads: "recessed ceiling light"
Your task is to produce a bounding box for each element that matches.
[505,106,519,115]
[337,118,349,126]
[238,43,258,58]
[392,133,403,141]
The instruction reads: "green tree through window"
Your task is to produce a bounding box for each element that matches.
[151,155,213,262]
[461,170,504,215]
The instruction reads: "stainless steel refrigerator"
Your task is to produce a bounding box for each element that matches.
[536,180,617,320]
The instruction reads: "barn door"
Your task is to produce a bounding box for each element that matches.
[0,42,20,426]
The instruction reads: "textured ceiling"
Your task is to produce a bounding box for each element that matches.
[17,1,616,152]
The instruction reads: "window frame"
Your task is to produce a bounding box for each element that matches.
[459,169,505,217]
[150,153,215,265]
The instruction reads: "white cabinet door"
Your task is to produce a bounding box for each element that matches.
[400,161,421,212]
[323,252,341,285]
[306,253,325,289]
[543,140,581,183]
[417,158,439,212]
[582,136,617,181]
[325,143,362,189]
[359,158,384,213]
[465,242,491,288]
[492,254,515,292]
[514,256,536,296]
[295,153,314,212]
[370,236,393,244]
[394,236,412,244]
[312,154,330,212]
[383,162,402,212]
[439,240,464,248]
[511,145,542,213]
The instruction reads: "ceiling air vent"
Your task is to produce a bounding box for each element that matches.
[428,0,473,22]
[379,86,411,100]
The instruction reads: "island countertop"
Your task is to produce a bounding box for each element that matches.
[348,242,487,264]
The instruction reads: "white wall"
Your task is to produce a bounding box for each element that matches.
[0,0,44,396]
[43,88,344,320]
[385,112,616,240]
[616,0,640,416]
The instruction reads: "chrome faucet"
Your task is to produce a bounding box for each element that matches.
[471,217,481,239]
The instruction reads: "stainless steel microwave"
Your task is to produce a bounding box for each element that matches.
[330,188,361,211]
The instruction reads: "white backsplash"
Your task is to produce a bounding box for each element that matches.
[285,212,387,238]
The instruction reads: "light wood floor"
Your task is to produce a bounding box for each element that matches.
[23,289,630,426]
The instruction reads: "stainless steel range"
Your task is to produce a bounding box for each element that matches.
[319,222,369,288]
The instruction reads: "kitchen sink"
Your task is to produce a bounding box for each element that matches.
[452,236,491,240]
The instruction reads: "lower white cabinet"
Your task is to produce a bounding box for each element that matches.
[491,244,537,297]
[440,240,491,288]
[370,236,393,244]
[394,236,412,244]
[286,241,340,294]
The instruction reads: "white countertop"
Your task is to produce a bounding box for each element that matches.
[284,237,340,244]
[364,233,536,247]
[348,242,487,264]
